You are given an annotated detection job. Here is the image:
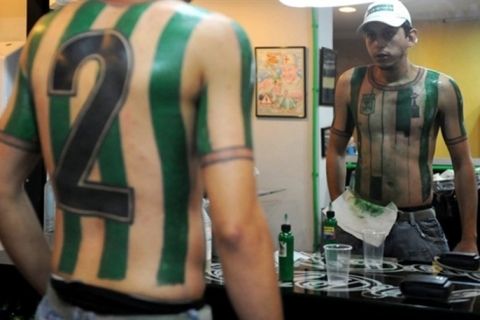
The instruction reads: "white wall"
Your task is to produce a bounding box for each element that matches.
[0,0,26,42]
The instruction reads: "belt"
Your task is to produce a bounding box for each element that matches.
[397,206,435,222]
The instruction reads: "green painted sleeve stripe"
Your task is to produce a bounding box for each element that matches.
[150,13,202,285]
[3,71,39,145]
[0,11,61,148]
[232,21,254,149]
[419,70,439,201]
[449,78,466,137]
[196,87,210,152]
[57,0,106,275]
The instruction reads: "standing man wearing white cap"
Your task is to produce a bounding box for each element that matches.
[326,0,478,262]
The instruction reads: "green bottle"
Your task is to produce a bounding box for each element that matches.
[279,213,294,282]
[323,209,337,245]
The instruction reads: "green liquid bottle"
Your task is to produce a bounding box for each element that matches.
[279,213,294,282]
[323,209,337,245]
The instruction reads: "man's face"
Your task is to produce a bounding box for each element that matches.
[362,22,412,69]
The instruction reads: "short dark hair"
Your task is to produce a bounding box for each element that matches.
[401,21,413,35]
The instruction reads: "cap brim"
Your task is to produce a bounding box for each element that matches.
[357,17,407,33]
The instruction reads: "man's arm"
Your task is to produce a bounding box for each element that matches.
[326,70,354,201]
[196,15,283,320]
[440,76,478,253]
[203,159,282,320]
[0,142,51,294]
[448,140,478,253]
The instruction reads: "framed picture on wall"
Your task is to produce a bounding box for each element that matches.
[255,46,306,118]
[319,47,336,106]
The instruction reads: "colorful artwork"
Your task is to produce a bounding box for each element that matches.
[255,47,306,118]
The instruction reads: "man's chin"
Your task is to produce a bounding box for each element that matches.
[377,63,394,71]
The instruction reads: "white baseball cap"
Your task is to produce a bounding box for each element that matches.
[357,0,412,32]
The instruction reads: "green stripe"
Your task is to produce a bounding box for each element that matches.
[349,67,366,128]
[420,71,439,200]
[97,1,152,280]
[3,72,39,143]
[395,87,413,137]
[150,12,202,285]
[233,22,254,149]
[350,67,367,195]
[2,11,60,146]
[57,0,106,274]
[197,87,209,152]
[97,121,129,279]
[449,78,466,136]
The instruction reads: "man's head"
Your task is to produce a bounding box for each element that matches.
[357,0,411,33]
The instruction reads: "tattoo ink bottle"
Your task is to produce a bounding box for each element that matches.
[279,213,294,282]
[323,206,337,245]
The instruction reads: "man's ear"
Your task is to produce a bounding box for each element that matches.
[407,28,418,47]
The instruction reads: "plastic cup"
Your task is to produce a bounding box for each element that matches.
[323,244,352,286]
[363,229,386,270]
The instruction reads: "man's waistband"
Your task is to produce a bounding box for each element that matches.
[50,277,205,315]
[397,205,434,222]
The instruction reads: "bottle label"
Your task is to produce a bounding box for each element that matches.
[323,226,335,241]
[279,240,287,257]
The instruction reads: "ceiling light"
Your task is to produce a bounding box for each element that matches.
[278,0,373,7]
[338,6,357,13]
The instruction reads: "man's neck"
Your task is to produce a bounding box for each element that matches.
[372,61,418,87]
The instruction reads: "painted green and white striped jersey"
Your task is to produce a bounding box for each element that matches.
[343,65,465,205]
[0,0,253,291]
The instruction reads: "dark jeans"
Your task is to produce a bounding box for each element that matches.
[336,208,450,263]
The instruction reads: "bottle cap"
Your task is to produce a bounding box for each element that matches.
[281,224,291,232]
[326,210,335,219]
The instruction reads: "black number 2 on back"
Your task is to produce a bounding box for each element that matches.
[49,30,134,223]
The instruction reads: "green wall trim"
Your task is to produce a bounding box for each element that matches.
[311,8,320,251]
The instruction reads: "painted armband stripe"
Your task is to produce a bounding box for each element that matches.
[0,132,39,152]
[330,127,351,138]
[201,146,253,168]
[445,136,467,146]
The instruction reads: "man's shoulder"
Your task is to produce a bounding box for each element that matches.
[337,65,369,86]
[421,66,456,83]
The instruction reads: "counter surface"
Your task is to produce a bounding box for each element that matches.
[205,252,480,319]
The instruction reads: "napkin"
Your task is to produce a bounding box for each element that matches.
[329,189,397,246]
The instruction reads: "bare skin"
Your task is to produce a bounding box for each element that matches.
[327,22,478,254]
[0,1,282,319]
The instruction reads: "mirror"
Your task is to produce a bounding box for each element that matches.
[333,0,480,158]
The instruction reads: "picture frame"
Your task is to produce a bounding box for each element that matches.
[319,47,336,106]
[255,46,306,118]
[321,127,331,158]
